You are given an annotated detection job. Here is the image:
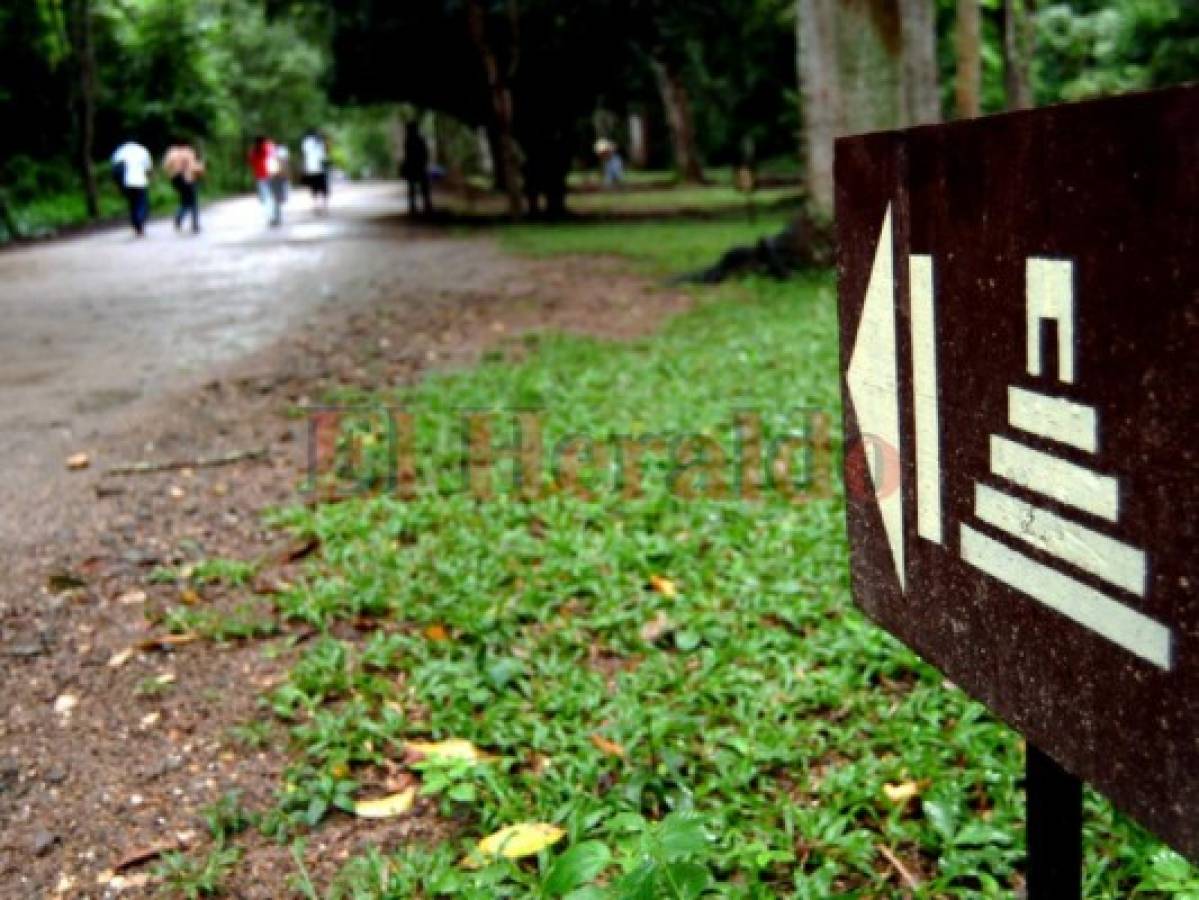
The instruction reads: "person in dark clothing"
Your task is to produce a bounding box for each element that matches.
[162,139,205,233]
[400,122,432,217]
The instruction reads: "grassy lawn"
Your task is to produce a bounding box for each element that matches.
[169,219,1196,897]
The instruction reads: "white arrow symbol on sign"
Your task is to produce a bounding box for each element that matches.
[847,204,905,590]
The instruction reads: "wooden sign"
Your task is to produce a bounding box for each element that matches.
[835,85,1198,860]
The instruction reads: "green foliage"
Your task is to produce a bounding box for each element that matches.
[1035,0,1199,102]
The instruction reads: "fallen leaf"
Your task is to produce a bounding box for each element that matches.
[136,633,199,651]
[590,734,626,758]
[115,589,147,606]
[278,535,320,564]
[466,822,566,866]
[251,573,292,595]
[424,623,450,642]
[404,738,496,763]
[649,574,677,598]
[179,588,202,606]
[883,780,922,804]
[107,647,135,669]
[53,694,78,715]
[46,571,86,593]
[112,840,180,873]
[168,485,186,500]
[352,786,417,819]
[639,611,673,643]
[66,452,90,470]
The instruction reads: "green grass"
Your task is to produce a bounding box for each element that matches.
[567,185,800,217]
[166,220,1197,897]
[497,215,793,275]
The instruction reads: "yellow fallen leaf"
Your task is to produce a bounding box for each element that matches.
[179,588,202,605]
[465,822,565,866]
[424,623,450,642]
[883,780,922,804]
[590,734,626,758]
[66,452,90,470]
[353,786,416,819]
[405,738,496,763]
[649,575,677,598]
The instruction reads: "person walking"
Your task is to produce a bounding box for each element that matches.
[162,138,205,233]
[300,129,330,214]
[400,122,432,217]
[110,139,153,236]
[271,142,291,215]
[248,136,281,227]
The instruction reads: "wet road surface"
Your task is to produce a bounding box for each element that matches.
[0,181,505,546]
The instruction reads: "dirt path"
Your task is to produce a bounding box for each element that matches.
[0,182,691,896]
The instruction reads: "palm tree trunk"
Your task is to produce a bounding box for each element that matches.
[1003,0,1036,110]
[900,0,942,125]
[795,0,842,219]
[955,0,982,118]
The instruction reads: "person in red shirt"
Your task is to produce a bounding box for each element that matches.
[248,136,281,227]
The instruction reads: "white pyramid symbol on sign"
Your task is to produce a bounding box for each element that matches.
[847,205,905,589]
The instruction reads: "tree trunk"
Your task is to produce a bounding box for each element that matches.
[900,0,941,124]
[0,191,20,241]
[795,0,843,219]
[627,111,649,168]
[955,0,982,118]
[66,0,99,219]
[1003,0,1036,110]
[651,58,705,184]
[466,0,523,216]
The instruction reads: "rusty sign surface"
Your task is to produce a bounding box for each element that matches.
[835,84,1198,859]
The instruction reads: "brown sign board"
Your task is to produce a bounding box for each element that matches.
[835,85,1198,860]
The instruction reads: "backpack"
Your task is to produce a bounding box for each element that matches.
[110,159,126,188]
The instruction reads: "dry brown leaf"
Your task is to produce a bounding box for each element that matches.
[112,840,180,873]
[179,588,202,606]
[590,734,626,758]
[279,535,320,564]
[882,780,922,804]
[404,738,496,763]
[463,822,566,867]
[107,647,135,669]
[424,623,450,642]
[136,633,199,651]
[352,786,416,819]
[639,611,673,643]
[66,452,90,471]
[649,574,678,598]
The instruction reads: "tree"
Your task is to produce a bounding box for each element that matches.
[901,0,942,123]
[955,0,982,117]
[1003,0,1035,109]
[65,0,100,218]
[795,0,842,218]
[650,57,705,183]
[465,0,523,215]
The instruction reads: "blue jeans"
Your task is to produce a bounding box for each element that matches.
[123,187,149,234]
[172,177,200,231]
[257,178,280,226]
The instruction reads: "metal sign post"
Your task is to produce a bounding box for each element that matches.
[834,84,1198,870]
[1026,744,1082,899]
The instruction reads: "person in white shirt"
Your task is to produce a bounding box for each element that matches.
[110,140,153,236]
[300,130,330,213]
